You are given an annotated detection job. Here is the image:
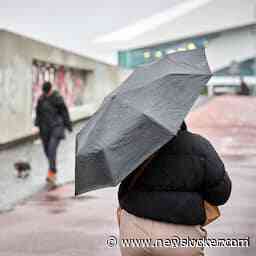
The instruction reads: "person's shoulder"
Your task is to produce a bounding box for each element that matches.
[51,90,64,101]
[51,90,61,97]
[185,131,211,143]
[178,130,205,140]
[175,131,213,150]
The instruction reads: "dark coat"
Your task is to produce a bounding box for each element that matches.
[35,91,72,139]
[118,129,232,225]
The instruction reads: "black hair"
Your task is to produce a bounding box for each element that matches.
[42,82,52,94]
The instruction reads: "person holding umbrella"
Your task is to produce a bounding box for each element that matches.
[35,81,72,185]
[75,49,231,256]
[117,121,232,256]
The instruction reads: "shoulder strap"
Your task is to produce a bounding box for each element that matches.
[126,153,156,192]
[119,153,156,208]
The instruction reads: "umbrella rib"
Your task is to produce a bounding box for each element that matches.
[116,97,175,136]
[99,149,116,186]
[165,49,211,74]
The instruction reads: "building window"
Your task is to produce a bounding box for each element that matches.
[144,51,151,59]
[155,51,163,58]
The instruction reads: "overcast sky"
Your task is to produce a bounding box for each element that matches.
[0,0,182,61]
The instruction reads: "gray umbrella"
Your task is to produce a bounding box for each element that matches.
[75,48,212,195]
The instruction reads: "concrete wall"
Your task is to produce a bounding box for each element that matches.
[0,30,121,144]
[0,33,7,141]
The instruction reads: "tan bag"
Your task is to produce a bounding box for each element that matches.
[117,207,122,226]
[203,201,220,226]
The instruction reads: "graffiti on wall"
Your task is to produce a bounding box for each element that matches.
[32,60,88,112]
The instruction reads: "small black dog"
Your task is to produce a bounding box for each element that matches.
[14,161,31,178]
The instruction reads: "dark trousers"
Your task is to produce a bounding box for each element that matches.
[41,129,62,173]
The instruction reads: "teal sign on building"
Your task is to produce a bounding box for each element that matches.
[118,35,213,69]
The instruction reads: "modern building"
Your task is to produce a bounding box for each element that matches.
[95,0,256,91]
[117,23,256,95]
[118,24,256,74]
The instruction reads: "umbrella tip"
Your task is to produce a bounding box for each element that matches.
[74,186,80,196]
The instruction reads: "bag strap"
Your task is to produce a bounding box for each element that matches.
[126,153,156,193]
[119,153,156,208]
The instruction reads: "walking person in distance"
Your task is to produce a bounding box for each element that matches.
[35,82,72,185]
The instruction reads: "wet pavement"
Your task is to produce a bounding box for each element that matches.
[0,95,255,255]
[0,122,85,212]
[187,95,256,256]
[0,185,120,256]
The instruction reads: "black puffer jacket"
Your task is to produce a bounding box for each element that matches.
[35,91,72,137]
[118,129,232,225]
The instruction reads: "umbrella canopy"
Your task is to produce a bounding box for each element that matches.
[75,48,212,195]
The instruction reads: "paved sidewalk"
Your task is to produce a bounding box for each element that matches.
[0,184,120,256]
[0,96,255,255]
[0,122,84,212]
